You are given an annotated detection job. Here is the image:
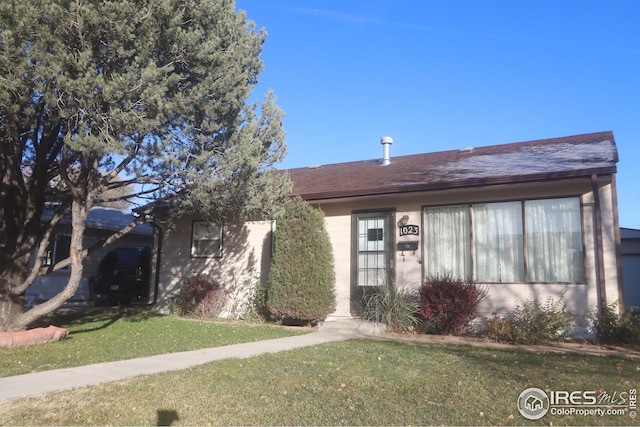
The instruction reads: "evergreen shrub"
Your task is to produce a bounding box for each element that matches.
[267,197,336,323]
[419,274,487,335]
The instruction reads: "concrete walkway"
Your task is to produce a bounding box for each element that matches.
[0,331,355,402]
[3,318,637,403]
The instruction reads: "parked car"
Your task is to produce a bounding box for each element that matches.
[93,247,151,306]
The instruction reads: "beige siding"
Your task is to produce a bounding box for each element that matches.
[322,212,351,317]
[157,176,621,323]
[600,182,623,306]
[474,179,621,322]
[315,177,620,320]
[157,218,273,315]
[580,180,623,314]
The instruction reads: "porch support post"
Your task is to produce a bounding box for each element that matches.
[591,174,607,314]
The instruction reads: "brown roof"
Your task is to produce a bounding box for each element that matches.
[287,131,618,201]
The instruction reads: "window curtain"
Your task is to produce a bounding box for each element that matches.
[525,198,584,282]
[473,202,524,282]
[423,205,470,280]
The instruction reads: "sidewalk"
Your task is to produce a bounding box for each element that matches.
[3,322,638,403]
[0,331,354,402]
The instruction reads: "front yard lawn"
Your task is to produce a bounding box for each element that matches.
[0,308,307,377]
[1,337,638,426]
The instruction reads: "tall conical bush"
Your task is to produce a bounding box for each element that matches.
[268,197,336,323]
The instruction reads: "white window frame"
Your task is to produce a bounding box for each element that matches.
[191,221,223,258]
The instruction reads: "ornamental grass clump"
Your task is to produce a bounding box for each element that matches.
[363,280,420,333]
[419,274,487,335]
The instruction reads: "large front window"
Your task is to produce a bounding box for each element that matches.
[473,201,524,282]
[423,197,584,283]
[525,198,584,282]
[423,205,470,280]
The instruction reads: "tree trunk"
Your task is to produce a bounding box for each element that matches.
[0,200,89,332]
[0,287,25,332]
[8,274,83,331]
[0,251,86,332]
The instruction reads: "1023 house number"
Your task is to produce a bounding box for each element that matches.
[399,225,419,236]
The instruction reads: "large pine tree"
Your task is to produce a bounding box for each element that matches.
[0,0,290,331]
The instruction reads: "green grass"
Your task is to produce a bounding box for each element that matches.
[0,308,307,377]
[1,338,639,426]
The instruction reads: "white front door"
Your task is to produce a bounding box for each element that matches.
[351,211,394,314]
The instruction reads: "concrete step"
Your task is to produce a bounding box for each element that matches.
[318,318,386,336]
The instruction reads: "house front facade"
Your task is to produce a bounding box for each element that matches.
[153,131,622,325]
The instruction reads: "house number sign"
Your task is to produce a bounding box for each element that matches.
[399,225,419,237]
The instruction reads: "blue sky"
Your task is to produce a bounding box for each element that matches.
[236,0,640,228]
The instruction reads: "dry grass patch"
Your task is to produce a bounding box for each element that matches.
[1,339,638,426]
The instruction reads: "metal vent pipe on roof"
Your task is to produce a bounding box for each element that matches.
[381,136,393,165]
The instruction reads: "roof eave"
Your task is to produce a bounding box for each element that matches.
[296,166,618,201]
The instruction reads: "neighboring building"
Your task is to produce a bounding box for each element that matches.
[621,227,640,310]
[26,207,153,306]
[152,131,623,326]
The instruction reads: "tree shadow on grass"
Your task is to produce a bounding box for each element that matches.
[157,409,180,426]
[32,306,163,334]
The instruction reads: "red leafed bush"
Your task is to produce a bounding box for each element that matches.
[171,276,227,318]
[419,274,487,335]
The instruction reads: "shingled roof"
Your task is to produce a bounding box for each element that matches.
[287,131,618,201]
[42,206,153,235]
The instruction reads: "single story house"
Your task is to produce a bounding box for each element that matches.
[26,206,154,306]
[151,131,623,325]
[621,227,640,310]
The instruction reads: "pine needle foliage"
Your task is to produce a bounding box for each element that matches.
[268,197,336,323]
[0,0,289,331]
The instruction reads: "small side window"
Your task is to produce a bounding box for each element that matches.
[191,221,222,258]
[42,234,71,270]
